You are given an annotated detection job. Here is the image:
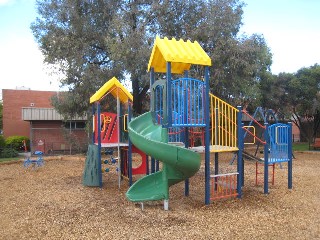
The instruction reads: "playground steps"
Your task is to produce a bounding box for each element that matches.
[242,151,276,186]
[210,172,239,200]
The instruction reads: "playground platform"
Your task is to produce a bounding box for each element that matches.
[191,145,239,153]
[97,143,129,148]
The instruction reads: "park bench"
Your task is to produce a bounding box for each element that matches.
[311,138,320,149]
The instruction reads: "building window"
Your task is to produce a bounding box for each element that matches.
[64,121,86,129]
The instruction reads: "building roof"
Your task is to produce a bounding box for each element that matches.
[89,77,133,104]
[147,36,212,74]
[22,108,87,121]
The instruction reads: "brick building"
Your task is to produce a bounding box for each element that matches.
[2,89,87,154]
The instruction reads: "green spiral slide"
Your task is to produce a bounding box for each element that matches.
[126,112,201,202]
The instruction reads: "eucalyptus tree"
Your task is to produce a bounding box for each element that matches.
[151,0,273,106]
[259,64,320,142]
[32,0,125,116]
[32,0,272,115]
[288,65,320,141]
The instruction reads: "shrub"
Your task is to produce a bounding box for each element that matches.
[5,136,30,152]
[0,148,18,158]
[0,135,5,149]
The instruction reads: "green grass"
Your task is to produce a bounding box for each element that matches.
[0,157,21,163]
[292,142,310,151]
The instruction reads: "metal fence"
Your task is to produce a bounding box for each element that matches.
[30,127,89,156]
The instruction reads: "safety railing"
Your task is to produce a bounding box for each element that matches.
[241,110,266,145]
[154,84,164,124]
[268,123,290,163]
[168,127,185,143]
[172,78,205,127]
[242,126,256,144]
[210,93,238,151]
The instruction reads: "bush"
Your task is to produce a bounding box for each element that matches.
[5,136,30,152]
[0,135,5,149]
[0,148,18,158]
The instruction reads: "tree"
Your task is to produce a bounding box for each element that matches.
[289,65,320,142]
[31,0,125,117]
[260,64,320,142]
[151,0,272,106]
[32,0,272,116]
[107,0,154,114]
[259,72,294,117]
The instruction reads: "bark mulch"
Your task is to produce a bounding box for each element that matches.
[0,152,319,239]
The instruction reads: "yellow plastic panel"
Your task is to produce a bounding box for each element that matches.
[148,36,212,74]
[90,77,133,103]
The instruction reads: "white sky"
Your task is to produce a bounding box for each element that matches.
[241,0,320,74]
[1,0,320,100]
[0,0,62,97]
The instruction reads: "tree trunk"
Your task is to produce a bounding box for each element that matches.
[132,75,142,114]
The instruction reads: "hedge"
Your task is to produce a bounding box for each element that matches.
[4,136,30,152]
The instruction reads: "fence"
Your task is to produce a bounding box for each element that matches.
[31,127,88,155]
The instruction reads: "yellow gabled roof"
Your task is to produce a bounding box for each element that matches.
[147,36,212,74]
[90,77,133,104]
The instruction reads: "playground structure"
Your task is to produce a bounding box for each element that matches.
[83,36,293,210]
[125,37,243,207]
[82,77,148,188]
[240,107,293,193]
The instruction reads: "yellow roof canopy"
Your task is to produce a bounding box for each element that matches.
[90,77,133,104]
[148,36,212,74]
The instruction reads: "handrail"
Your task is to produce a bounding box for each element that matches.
[242,110,266,129]
[123,114,128,132]
[242,126,266,145]
[210,93,238,149]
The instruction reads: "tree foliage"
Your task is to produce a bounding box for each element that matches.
[32,0,125,116]
[32,0,272,115]
[259,64,320,142]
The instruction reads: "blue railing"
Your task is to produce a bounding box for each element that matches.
[154,84,164,124]
[268,123,290,163]
[171,78,205,127]
[168,127,185,143]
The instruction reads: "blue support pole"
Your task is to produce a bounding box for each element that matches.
[149,67,156,174]
[128,101,133,186]
[241,122,245,187]
[146,155,149,175]
[166,62,172,127]
[237,106,243,198]
[184,168,189,196]
[150,67,155,86]
[151,158,155,173]
[288,122,293,189]
[184,70,189,196]
[97,102,102,188]
[264,123,269,194]
[92,105,95,144]
[184,70,189,125]
[204,66,211,205]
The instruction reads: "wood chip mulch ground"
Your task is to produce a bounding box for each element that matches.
[0,151,319,240]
